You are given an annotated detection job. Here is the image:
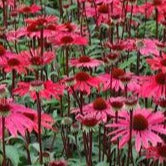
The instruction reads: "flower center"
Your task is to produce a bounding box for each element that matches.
[98,4,109,14]
[107,53,119,61]
[0,103,11,116]
[125,97,137,106]
[82,117,98,127]
[111,43,124,51]
[75,72,90,81]
[110,101,123,110]
[120,75,132,83]
[61,36,74,44]
[160,59,166,66]
[136,40,144,49]
[64,22,73,32]
[133,114,148,131]
[30,80,44,92]
[47,24,57,31]
[155,73,166,85]
[157,145,166,157]
[157,98,166,108]
[30,56,43,66]
[0,45,6,55]
[27,23,38,32]
[112,68,125,79]
[111,13,121,20]
[36,18,47,25]
[0,86,7,98]
[27,18,47,32]
[156,42,165,50]
[30,80,43,87]
[93,97,107,111]
[78,56,91,63]
[7,58,20,66]
[22,7,31,13]
[153,0,162,6]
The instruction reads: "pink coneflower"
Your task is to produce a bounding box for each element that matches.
[146,145,166,162]
[50,33,88,46]
[7,27,27,41]
[73,97,112,123]
[72,71,101,95]
[17,4,41,15]
[18,49,55,70]
[107,108,166,152]
[76,113,101,129]
[99,68,125,92]
[13,80,64,100]
[109,97,125,112]
[69,55,103,68]
[104,53,120,65]
[154,97,166,109]
[136,39,159,56]
[58,22,78,33]
[25,15,57,25]
[0,99,35,138]
[26,15,58,38]
[146,53,166,72]
[99,71,140,94]
[124,96,138,110]
[0,53,29,74]
[0,44,13,60]
[139,72,166,99]
[99,68,133,92]
[22,108,54,133]
[106,41,125,53]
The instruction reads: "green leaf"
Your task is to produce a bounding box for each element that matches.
[96,161,109,166]
[6,145,20,166]
[120,55,137,69]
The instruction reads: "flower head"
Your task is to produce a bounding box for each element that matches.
[50,33,88,46]
[13,80,64,100]
[139,72,166,99]
[72,72,101,95]
[146,145,166,162]
[70,55,103,68]
[0,99,37,138]
[107,108,166,152]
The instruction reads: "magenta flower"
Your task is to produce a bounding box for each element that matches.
[146,53,166,72]
[107,108,166,152]
[136,39,159,56]
[99,68,136,92]
[22,108,55,133]
[76,113,101,128]
[73,97,112,123]
[0,53,29,74]
[0,99,34,138]
[72,71,101,95]
[69,55,103,68]
[18,49,55,70]
[17,4,41,15]
[13,80,64,100]
[25,15,58,38]
[146,144,166,162]
[50,32,88,46]
[139,72,166,99]
[7,27,27,42]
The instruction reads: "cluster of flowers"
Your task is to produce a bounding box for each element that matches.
[0,0,166,165]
